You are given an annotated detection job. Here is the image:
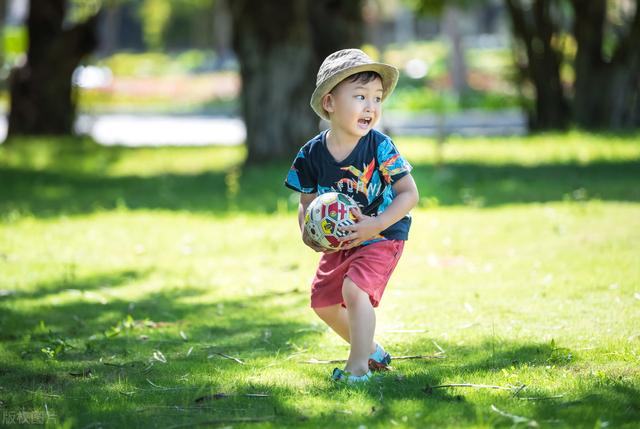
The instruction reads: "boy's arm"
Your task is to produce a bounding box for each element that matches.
[339,174,419,248]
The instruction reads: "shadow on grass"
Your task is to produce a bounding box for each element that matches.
[1,271,638,427]
[1,269,146,305]
[0,270,317,425]
[2,159,640,219]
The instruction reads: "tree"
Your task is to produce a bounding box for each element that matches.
[505,0,570,129]
[505,0,640,130]
[6,0,100,138]
[229,0,363,163]
[442,4,469,96]
[570,0,640,128]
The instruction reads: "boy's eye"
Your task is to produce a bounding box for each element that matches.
[355,95,365,100]
[375,97,382,103]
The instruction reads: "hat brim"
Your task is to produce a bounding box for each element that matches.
[310,63,399,121]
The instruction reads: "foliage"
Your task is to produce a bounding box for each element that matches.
[1,25,27,68]
[97,50,216,77]
[137,0,215,50]
[67,0,102,23]
[386,87,521,113]
[383,41,522,113]
[139,0,172,51]
[405,0,482,16]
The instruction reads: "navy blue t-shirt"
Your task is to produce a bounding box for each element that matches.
[284,129,413,244]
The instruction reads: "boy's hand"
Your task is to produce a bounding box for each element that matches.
[338,207,383,249]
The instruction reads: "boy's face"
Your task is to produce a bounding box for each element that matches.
[323,76,383,139]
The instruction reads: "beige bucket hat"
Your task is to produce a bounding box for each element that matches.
[310,48,399,121]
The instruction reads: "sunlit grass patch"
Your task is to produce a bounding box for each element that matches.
[1,133,639,428]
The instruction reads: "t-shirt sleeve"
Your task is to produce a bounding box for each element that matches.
[284,147,317,194]
[377,137,412,184]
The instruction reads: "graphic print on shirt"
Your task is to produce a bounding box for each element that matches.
[335,159,381,202]
[284,129,413,242]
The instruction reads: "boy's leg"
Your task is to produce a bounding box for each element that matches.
[314,304,377,354]
[313,304,350,343]
[341,276,375,376]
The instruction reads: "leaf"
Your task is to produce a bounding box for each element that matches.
[153,350,167,363]
[208,352,244,364]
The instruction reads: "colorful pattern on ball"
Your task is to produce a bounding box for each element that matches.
[305,192,359,250]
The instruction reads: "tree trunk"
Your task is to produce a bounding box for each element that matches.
[230,0,316,164]
[213,0,233,66]
[7,0,99,138]
[504,0,570,130]
[572,0,640,129]
[231,0,364,164]
[101,1,120,56]
[308,0,364,68]
[443,5,469,97]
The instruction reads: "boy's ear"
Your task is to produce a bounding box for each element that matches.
[322,93,335,114]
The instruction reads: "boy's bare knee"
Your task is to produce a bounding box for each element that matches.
[341,277,368,304]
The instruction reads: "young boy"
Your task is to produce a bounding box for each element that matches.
[284,49,419,383]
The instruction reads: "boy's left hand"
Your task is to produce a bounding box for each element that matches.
[338,207,383,249]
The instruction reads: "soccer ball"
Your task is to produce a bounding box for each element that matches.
[304,192,359,250]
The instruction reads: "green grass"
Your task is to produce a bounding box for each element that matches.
[1,132,639,428]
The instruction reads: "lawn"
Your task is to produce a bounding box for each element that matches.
[0,132,639,428]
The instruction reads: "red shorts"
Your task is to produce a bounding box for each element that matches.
[310,239,405,309]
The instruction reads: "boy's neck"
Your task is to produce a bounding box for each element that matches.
[326,127,360,149]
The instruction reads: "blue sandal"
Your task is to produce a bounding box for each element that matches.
[331,368,372,383]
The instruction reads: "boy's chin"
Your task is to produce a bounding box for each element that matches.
[349,128,370,138]
[334,122,375,137]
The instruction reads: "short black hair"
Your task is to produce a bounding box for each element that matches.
[345,71,382,86]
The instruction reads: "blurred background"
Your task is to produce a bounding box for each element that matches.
[1,4,639,427]
[1,0,637,163]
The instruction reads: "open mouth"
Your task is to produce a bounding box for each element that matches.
[358,118,372,126]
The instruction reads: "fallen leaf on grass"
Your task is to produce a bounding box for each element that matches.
[153,350,167,363]
[207,352,244,365]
